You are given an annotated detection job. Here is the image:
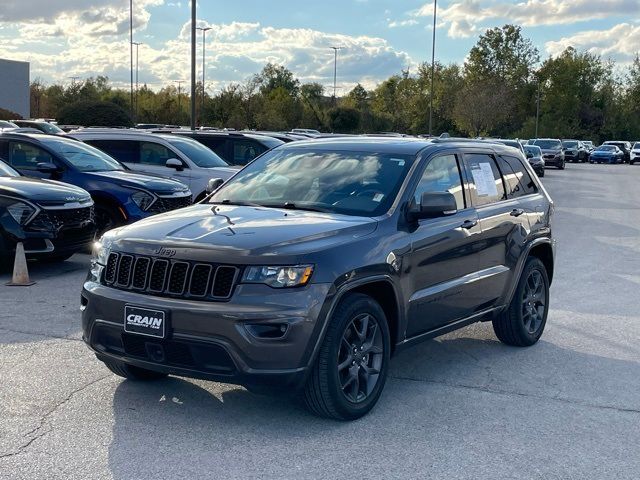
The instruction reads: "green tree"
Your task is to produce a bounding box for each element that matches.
[57,100,132,127]
[328,106,360,133]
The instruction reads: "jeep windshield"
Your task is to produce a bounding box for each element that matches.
[532,140,562,149]
[209,148,414,216]
[42,138,125,172]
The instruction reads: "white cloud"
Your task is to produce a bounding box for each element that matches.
[545,23,640,62]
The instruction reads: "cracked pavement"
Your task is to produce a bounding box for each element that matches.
[1,164,639,479]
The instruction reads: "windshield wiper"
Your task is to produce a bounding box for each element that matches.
[279,202,333,213]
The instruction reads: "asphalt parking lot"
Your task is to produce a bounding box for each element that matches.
[1,163,639,479]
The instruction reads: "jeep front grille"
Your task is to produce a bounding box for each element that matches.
[103,252,239,301]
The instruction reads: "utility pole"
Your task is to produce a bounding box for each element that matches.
[331,46,342,105]
[535,77,541,138]
[68,76,80,85]
[428,0,437,137]
[190,0,196,130]
[174,80,185,112]
[132,42,143,120]
[130,0,134,122]
[196,26,211,127]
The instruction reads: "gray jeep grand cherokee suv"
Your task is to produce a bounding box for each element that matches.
[82,137,555,420]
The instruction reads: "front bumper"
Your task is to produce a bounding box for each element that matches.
[81,281,333,390]
[543,155,563,167]
[1,218,95,258]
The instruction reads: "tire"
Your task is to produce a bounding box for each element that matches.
[102,359,168,381]
[492,257,550,347]
[303,293,391,420]
[95,204,123,236]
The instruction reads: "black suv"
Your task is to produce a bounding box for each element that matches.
[82,138,555,420]
[562,140,588,163]
[0,158,95,263]
[165,131,284,166]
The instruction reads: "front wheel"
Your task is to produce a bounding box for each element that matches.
[493,257,550,347]
[303,293,390,420]
[95,204,123,236]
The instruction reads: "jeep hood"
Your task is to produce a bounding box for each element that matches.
[110,204,378,260]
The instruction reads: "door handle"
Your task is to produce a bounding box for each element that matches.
[460,219,478,229]
[510,208,525,217]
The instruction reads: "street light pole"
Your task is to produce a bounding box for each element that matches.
[196,26,211,127]
[428,0,437,137]
[130,0,134,123]
[331,46,342,105]
[132,42,143,120]
[535,77,541,138]
[190,0,197,130]
[174,80,185,111]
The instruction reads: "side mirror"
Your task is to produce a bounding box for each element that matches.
[36,162,59,174]
[166,158,184,171]
[206,178,224,194]
[409,192,457,220]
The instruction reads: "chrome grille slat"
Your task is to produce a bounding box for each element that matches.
[102,253,238,302]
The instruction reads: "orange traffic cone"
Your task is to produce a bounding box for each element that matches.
[5,242,35,286]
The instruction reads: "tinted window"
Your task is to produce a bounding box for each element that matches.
[187,136,227,158]
[86,140,138,163]
[165,137,228,167]
[8,141,54,170]
[464,154,505,206]
[532,139,561,149]
[209,148,413,217]
[414,154,465,210]
[497,156,538,198]
[140,142,173,166]
[232,139,266,166]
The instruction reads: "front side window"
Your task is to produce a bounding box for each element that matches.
[86,140,138,163]
[464,154,506,206]
[414,154,465,210]
[140,142,173,166]
[8,141,54,170]
[209,148,413,216]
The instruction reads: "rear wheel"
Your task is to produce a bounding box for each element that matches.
[303,293,390,420]
[102,359,168,381]
[493,257,549,347]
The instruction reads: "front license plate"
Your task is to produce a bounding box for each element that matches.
[124,305,166,338]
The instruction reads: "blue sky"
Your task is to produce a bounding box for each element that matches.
[0,0,638,93]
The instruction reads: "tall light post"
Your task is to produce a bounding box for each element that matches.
[190,1,197,130]
[196,26,211,127]
[428,0,437,137]
[331,46,343,104]
[535,75,541,138]
[132,42,143,120]
[129,0,134,122]
[174,80,185,112]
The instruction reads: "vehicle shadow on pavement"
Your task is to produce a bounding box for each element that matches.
[106,333,640,479]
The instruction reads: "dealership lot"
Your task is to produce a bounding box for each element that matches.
[1,164,639,479]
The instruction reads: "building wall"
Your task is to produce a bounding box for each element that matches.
[0,59,30,119]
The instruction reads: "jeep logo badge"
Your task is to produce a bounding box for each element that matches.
[154,247,176,257]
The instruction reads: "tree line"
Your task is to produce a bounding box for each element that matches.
[13,25,640,142]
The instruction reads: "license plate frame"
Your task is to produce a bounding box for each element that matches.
[124,305,167,339]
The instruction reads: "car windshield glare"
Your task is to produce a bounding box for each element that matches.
[597,146,615,151]
[209,148,413,216]
[533,140,562,149]
[166,137,230,168]
[562,141,578,148]
[43,138,124,172]
[524,146,541,155]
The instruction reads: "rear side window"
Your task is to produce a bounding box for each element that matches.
[86,140,138,163]
[7,141,54,170]
[189,136,227,158]
[414,154,465,210]
[463,154,505,206]
[497,156,538,198]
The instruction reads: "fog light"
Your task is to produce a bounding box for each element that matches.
[246,323,288,339]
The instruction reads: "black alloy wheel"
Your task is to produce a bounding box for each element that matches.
[337,313,384,403]
[521,270,546,335]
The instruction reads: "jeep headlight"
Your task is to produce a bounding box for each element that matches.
[90,235,114,281]
[131,190,156,211]
[242,265,314,288]
[6,200,37,225]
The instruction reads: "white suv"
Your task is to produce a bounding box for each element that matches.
[631,142,640,165]
[71,129,239,200]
